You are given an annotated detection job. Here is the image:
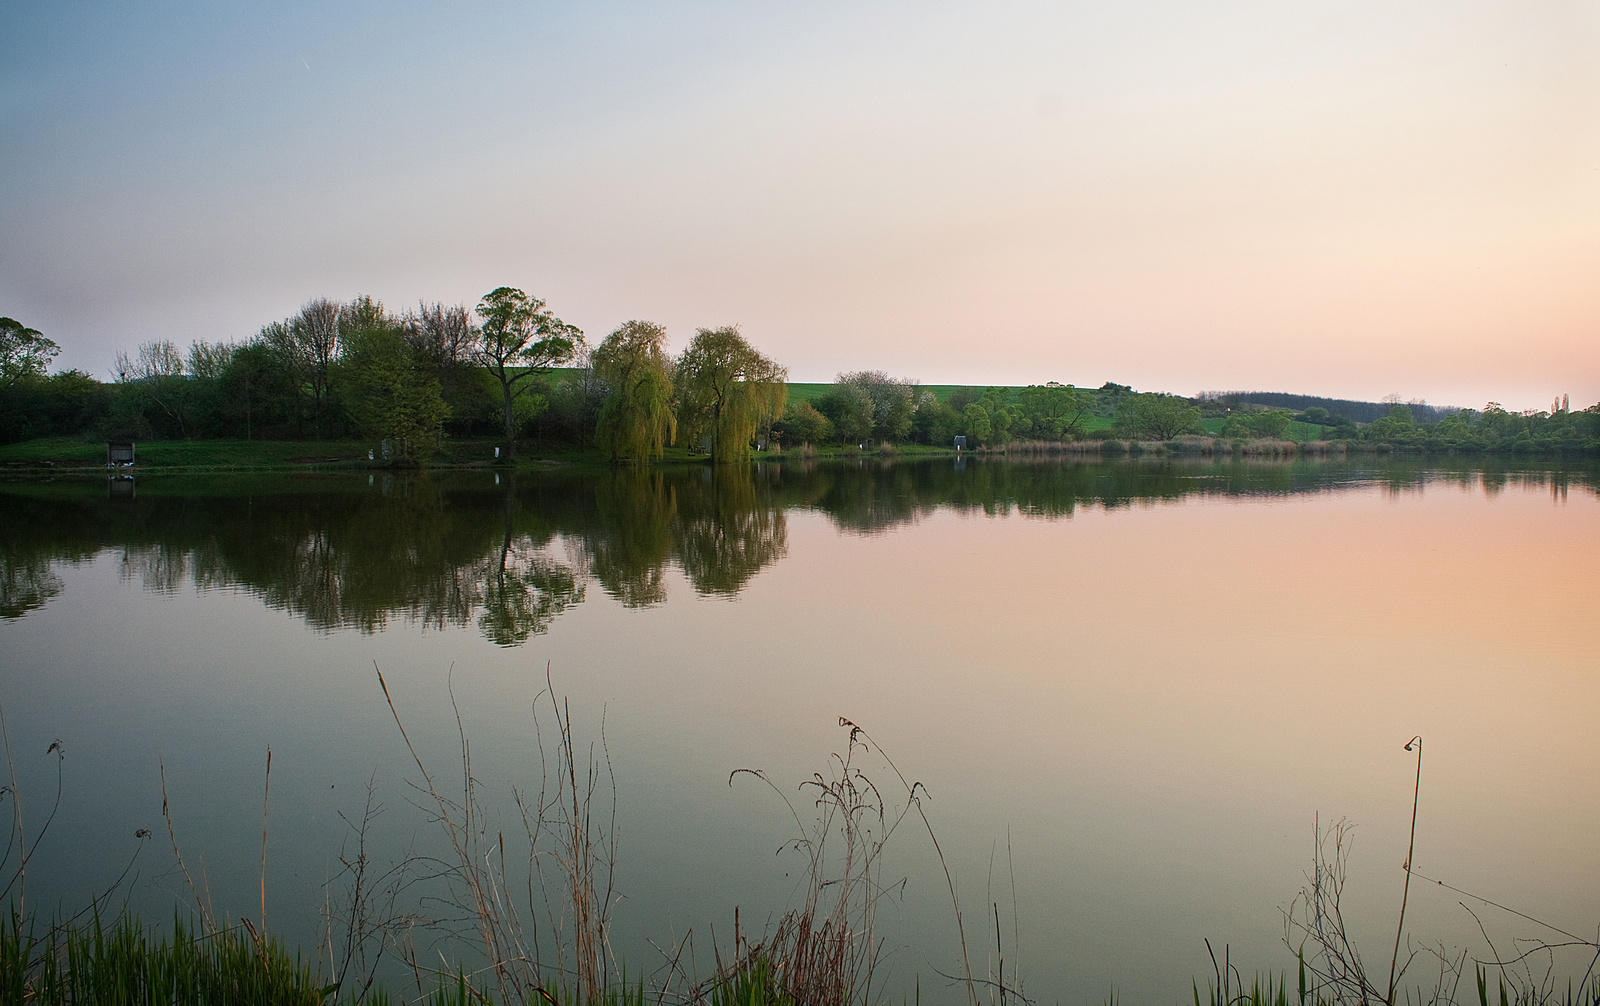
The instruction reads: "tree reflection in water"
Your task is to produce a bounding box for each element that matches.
[0,466,789,645]
[2,458,1593,642]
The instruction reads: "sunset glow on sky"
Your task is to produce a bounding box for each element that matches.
[3,1,1596,410]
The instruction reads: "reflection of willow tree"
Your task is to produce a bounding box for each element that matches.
[672,468,788,596]
[583,469,678,608]
[478,486,585,646]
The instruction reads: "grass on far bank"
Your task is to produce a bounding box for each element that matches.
[0,435,631,473]
[0,435,376,470]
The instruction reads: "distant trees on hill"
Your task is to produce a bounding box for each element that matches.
[1198,390,1449,425]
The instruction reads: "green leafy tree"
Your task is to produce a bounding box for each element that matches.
[1017,382,1089,440]
[912,391,960,445]
[1221,408,1292,439]
[979,389,1016,444]
[962,402,991,444]
[1250,409,1293,439]
[773,399,832,446]
[818,381,873,444]
[592,320,676,461]
[672,326,787,463]
[0,318,59,391]
[219,341,294,439]
[341,326,450,465]
[830,371,916,442]
[474,287,583,461]
[1434,411,1471,440]
[1368,404,1417,440]
[0,318,65,441]
[1113,393,1201,440]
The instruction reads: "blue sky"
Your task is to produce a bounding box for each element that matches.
[3,0,1597,409]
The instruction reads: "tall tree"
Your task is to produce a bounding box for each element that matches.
[291,298,342,436]
[0,318,59,391]
[672,326,787,463]
[406,302,494,436]
[186,341,236,380]
[113,340,185,381]
[592,320,676,461]
[406,302,477,366]
[473,287,583,461]
[258,321,304,432]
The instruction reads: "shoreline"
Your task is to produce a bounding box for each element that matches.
[2,434,1595,477]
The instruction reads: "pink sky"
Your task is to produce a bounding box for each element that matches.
[3,0,1596,410]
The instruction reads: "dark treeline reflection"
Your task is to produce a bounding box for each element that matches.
[4,457,1595,640]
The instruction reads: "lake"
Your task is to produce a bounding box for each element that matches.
[1,457,1596,1004]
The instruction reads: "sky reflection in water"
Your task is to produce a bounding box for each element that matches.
[1,458,1596,1004]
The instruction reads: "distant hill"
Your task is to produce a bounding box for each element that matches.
[1197,391,1452,424]
[785,381,1456,424]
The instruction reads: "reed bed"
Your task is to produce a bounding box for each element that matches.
[1002,439,1114,455]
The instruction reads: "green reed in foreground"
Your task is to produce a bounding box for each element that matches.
[1,909,333,1005]
[1191,954,1600,1006]
[0,907,543,1006]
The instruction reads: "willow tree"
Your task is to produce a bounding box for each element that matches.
[474,287,583,461]
[592,320,676,461]
[672,326,787,463]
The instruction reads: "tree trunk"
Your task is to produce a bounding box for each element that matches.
[500,378,517,461]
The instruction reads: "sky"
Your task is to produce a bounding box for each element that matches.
[2,0,1597,411]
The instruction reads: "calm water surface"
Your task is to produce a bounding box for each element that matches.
[2,458,1597,1004]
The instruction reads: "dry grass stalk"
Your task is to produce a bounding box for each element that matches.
[374,662,618,1006]
[705,718,1001,1006]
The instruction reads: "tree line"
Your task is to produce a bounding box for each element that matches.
[3,304,1596,459]
[0,293,789,464]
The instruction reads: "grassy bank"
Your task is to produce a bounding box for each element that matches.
[0,435,632,473]
[0,436,380,471]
